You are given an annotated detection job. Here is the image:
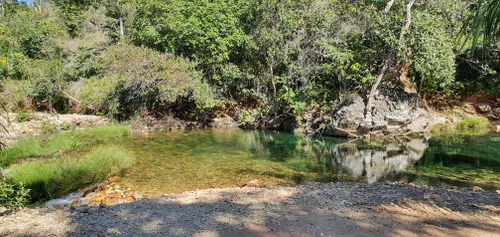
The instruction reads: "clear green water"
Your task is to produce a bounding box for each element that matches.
[116,129,500,197]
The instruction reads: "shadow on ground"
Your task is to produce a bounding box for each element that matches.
[65,183,500,237]
[1,183,499,237]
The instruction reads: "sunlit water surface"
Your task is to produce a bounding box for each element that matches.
[114,129,500,197]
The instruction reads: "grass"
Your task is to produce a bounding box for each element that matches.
[14,110,37,123]
[7,145,135,202]
[430,116,490,137]
[0,125,131,167]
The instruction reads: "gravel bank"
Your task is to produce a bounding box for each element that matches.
[1,182,499,237]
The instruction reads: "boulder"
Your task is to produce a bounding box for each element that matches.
[475,103,492,113]
[329,85,431,137]
[494,107,500,116]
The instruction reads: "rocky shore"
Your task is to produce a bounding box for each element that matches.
[1,182,499,237]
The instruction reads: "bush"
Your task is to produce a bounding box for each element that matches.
[75,44,218,118]
[8,145,135,202]
[0,80,31,111]
[69,76,119,114]
[0,181,30,208]
[409,11,456,90]
[14,110,36,123]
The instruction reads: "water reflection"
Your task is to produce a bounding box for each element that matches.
[330,139,427,183]
[118,129,499,196]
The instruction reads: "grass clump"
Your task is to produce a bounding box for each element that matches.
[455,117,490,135]
[430,116,490,137]
[0,125,131,167]
[7,145,135,202]
[14,110,37,123]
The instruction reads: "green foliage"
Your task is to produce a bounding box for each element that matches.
[70,76,119,113]
[0,0,497,132]
[0,125,131,167]
[409,11,456,90]
[0,6,64,60]
[0,181,30,208]
[430,116,490,137]
[132,0,253,68]
[50,0,93,37]
[458,0,500,56]
[74,44,218,118]
[7,145,134,202]
[14,110,36,123]
[456,116,490,135]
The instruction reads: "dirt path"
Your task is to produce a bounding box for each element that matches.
[1,182,499,237]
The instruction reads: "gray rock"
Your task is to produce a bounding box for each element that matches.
[328,85,429,137]
[133,194,144,201]
[494,107,500,116]
[475,103,492,113]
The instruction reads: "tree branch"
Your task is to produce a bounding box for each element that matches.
[364,0,416,127]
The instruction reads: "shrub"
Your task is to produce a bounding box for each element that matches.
[8,145,134,202]
[409,11,456,90]
[14,110,36,123]
[0,80,31,111]
[75,44,218,119]
[0,181,30,208]
[70,76,119,114]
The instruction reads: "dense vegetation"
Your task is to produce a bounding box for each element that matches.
[0,0,497,131]
[0,0,498,208]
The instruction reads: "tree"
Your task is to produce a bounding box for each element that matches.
[459,0,500,56]
[363,0,416,131]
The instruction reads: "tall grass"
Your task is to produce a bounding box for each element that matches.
[0,125,131,167]
[430,116,491,137]
[7,145,135,202]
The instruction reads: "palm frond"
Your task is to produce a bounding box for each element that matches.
[458,0,500,57]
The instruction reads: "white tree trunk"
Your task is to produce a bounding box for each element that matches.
[364,0,416,127]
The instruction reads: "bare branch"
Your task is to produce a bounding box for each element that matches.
[364,0,416,129]
[383,0,396,15]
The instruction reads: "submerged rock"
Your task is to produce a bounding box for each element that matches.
[46,181,145,208]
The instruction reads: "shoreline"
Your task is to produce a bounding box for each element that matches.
[1,182,499,236]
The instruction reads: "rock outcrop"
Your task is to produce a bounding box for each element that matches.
[326,86,441,138]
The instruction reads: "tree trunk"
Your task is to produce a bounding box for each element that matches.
[118,0,125,41]
[364,0,415,127]
[119,17,125,40]
[384,0,395,14]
